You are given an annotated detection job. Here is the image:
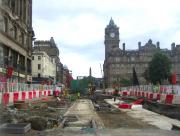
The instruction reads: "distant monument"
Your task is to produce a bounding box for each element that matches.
[89,67,92,77]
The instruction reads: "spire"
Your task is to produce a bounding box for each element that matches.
[89,67,92,77]
[148,39,152,44]
[109,17,115,26]
[107,17,117,28]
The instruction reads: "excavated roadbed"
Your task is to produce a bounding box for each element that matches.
[94,100,156,129]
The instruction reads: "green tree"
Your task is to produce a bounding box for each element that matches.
[120,78,132,87]
[142,68,150,82]
[148,52,171,84]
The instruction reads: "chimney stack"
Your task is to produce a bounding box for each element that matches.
[123,43,125,51]
[138,42,141,50]
[156,41,160,49]
[171,42,175,51]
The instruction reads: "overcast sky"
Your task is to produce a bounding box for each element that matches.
[32,0,180,78]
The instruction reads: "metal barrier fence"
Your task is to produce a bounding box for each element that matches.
[0,82,55,93]
[0,82,63,105]
[120,84,180,95]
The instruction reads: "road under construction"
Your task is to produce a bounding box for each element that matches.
[0,90,180,136]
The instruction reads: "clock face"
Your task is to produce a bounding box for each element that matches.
[110,32,115,38]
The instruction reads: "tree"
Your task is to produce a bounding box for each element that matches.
[142,68,150,82]
[120,78,132,87]
[132,67,139,86]
[148,52,171,84]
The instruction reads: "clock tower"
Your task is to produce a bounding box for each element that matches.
[104,18,120,58]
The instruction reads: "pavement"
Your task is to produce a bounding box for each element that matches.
[64,99,104,129]
[105,98,180,130]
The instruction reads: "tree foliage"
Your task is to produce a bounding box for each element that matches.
[148,52,171,84]
[142,68,150,82]
[120,78,132,87]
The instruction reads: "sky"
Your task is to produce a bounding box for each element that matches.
[32,0,180,79]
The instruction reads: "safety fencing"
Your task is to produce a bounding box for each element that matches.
[0,82,62,106]
[105,84,180,105]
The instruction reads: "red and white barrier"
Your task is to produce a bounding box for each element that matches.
[54,90,61,97]
[0,89,54,106]
[28,91,33,100]
[33,91,36,98]
[173,95,180,104]
[22,91,26,101]
[142,91,145,97]
[165,94,174,104]
[48,90,51,96]
[157,93,161,100]
[122,91,128,96]
[118,88,179,104]
[137,91,141,97]
[119,103,132,109]
[13,92,19,103]
[129,90,134,96]
[148,93,153,100]
[39,91,42,97]
[2,92,9,106]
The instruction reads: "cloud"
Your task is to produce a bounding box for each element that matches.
[60,51,103,78]
[33,13,105,47]
[33,0,180,78]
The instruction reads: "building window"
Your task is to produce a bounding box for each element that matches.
[19,32,24,45]
[4,17,8,33]
[32,56,34,60]
[131,57,135,61]
[38,64,41,70]
[20,0,23,18]
[23,0,26,21]
[38,73,41,78]
[38,56,41,60]
[14,26,17,39]
[15,0,18,15]
[21,32,24,45]
[0,45,3,66]
[27,58,31,74]
[10,0,16,13]
[19,55,25,72]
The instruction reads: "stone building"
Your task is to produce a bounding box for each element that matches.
[62,65,73,88]
[32,51,56,84]
[33,37,64,84]
[0,0,34,82]
[103,18,180,88]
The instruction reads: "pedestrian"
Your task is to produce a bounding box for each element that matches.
[113,89,118,102]
[77,91,80,99]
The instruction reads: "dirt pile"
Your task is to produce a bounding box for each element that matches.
[0,96,73,131]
